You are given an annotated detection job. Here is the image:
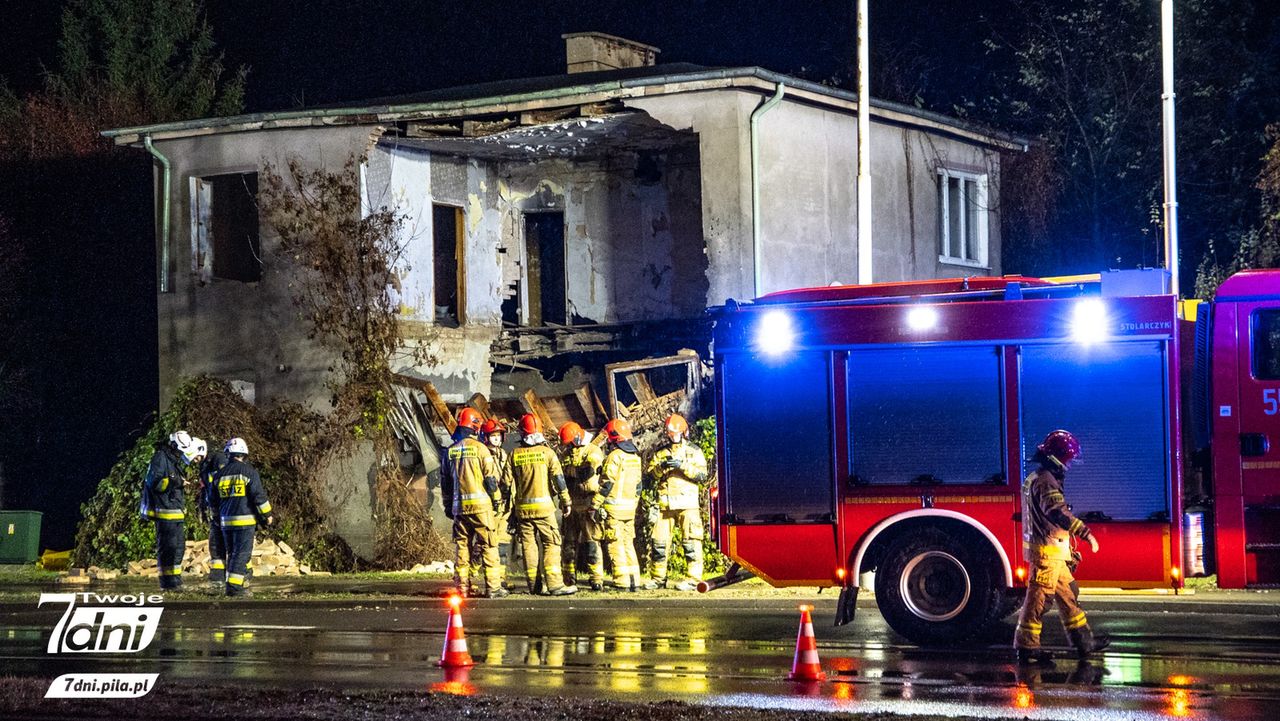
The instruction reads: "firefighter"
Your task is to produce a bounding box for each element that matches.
[1014,430,1110,664]
[442,408,507,598]
[595,418,643,591]
[213,438,274,597]
[142,430,200,590]
[643,414,709,591]
[503,414,577,595]
[198,440,230,584]
[480,418,513,588]
[559,421,606,591]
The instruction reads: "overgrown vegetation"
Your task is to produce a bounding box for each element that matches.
[635,416,727,579]
[73,377,353,571]
[259,156,444,569]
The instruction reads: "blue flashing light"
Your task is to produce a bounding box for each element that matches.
[755,310,795,355]
[1071,298,1109,345]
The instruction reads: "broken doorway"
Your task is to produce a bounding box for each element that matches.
[522,211,566,326]
[433,204,463,325]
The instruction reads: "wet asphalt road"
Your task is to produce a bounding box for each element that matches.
[3,587,1280,720]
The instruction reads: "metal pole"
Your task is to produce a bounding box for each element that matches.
[1161,0,1180,297]
[143,135,172,294]
[856,0,873,284]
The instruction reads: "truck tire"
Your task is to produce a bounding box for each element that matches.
[875,527,1003,646]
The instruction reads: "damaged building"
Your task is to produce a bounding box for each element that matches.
[103,32,1027,558]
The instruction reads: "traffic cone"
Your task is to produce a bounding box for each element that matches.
[439,595,475,668]
[787,604,826,681]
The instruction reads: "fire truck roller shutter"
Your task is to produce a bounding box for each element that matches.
[862,513,1015,645]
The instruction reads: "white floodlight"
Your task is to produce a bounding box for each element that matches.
[906,306,939,331]
[1071,298,1109,345]
[756,310,795,355]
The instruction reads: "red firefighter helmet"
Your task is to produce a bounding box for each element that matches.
[603,418,632,443]
[559,421,584,446]
[1038,429,1081,466]
[518,413,542,437]
[480,418,506,435]
[457,407,483,432]
[664,414,689,438]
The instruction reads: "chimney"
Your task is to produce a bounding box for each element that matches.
[562,32,660,74]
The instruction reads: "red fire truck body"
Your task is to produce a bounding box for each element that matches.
[710,269,1280,644]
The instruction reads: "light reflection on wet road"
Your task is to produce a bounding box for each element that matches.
[4,596,1280,720]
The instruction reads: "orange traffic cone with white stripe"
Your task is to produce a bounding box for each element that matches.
[439,595,475,668]
[787,604,825,681]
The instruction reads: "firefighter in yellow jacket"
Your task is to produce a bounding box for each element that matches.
[1015,429,1110,664]
[481,418,512,588]
[643,414,709,591]
[504,414,578,595]
[595,419,643,591]
[442,408,507,598]
[559,421,606,591]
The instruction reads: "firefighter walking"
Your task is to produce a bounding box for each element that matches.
[141,431,201,590]
[443,408,507,598]
[213,438,274,597]
[559,421,606,591]
[595,419,643,591]
[1015,429,1110,664]
[504,414,578,595]
[643,414,709,591]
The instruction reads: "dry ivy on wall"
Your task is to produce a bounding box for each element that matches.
[259,154,445,568]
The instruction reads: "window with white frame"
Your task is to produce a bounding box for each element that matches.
[937,168,988,267]
[190,172,261,283]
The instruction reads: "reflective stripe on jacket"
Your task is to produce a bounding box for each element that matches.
[563,443,605,511]
[1021,466,1092,562]
[600,447,642,521]
[504,444,568,520]
[646,441,708,511]
[143,447,187,522]
[214,459,272,527]
[446,437,498,515]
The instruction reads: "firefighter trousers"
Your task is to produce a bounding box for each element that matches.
[154,520,185,589]
[1014,556,1094,651]
[517,515,568,592]
[561,509,604,584]
[649,507,704,583]
[474,508,512,587]
[222,525,256,597]
[604,516,639,587]
[208,519,226,583]
[453,511,501,595]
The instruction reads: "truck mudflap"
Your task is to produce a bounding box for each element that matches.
[835,585,860,626]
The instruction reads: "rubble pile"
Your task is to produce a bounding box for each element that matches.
[114,538,330,578]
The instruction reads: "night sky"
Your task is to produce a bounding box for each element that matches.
[1,0,993,114]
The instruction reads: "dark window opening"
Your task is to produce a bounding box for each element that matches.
[721,351,834,523]
[848,346,1004,486]
[523,212,566,326]
[1252,310,1280,380]
[432,204,463,325]
[206,173,260,282]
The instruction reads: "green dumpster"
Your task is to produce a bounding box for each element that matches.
[0,511,43,564]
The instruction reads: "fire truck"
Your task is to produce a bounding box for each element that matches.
[708,268,1280,644]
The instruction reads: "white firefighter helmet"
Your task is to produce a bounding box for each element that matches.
[191,438,208,462]
[224,437,250,456]
[169,431,199,463]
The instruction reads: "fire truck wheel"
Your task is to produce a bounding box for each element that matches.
[875,527,1002,645]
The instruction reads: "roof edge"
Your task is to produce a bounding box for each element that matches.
[102,66,1028,150]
